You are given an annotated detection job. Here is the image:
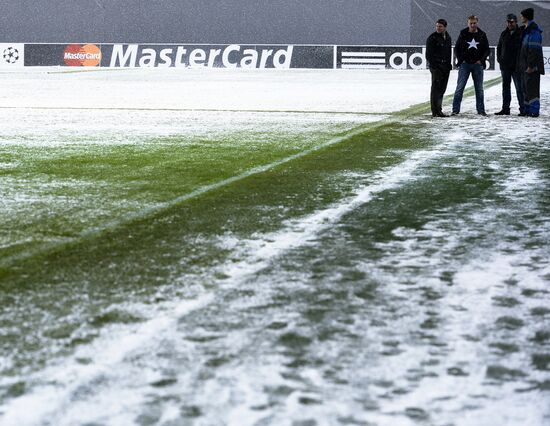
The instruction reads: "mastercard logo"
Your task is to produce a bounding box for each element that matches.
[64,44,102,66]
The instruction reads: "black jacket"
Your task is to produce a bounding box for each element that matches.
[426,31,452,72]
[455,27,490,68]
[497,27,522,71]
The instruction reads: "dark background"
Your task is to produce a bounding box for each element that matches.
[1,1,548,45]
[0,0,411,45]
[410,0,550,45]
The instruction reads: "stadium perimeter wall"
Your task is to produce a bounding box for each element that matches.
[0,0,412,45]
[0,1,548,71]
[410,1,550,46]
[1,1,549,46]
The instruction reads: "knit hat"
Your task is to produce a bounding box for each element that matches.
[521,8,534,21]
[506,13,517,22]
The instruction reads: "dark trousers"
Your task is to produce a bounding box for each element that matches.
[501,69,525,113]
[430,68,450,115]
[523,71,541,115]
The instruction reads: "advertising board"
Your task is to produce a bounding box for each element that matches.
[23,44,334,69]
[0,43,24,68]
[21,43,543,72]
[108,44,334,69]
[24,44,107,67]
[337,46,498,70]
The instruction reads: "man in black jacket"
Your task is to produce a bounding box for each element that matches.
[495,14,525,115]
[426,19,453,117]
[451,15,490,116]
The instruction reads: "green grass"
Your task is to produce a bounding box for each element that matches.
[0,114,442,378]
[0,122,430,286]
[0,77,501,283]
[0,131,336,264]
[0,119,441,379]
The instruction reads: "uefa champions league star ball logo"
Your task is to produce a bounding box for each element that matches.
[3,47,20,64]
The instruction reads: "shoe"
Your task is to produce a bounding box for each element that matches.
[528,113,539,118]
[494,110,510,115]
[478,112,488,116]
[451,112,459,116]
[518,112,528,117]
[435,112,448,117]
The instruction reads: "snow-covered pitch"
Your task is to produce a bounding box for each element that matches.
[0,67,549,426]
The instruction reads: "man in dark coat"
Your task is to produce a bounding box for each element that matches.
[495,14,525,115]
[519,8,545,117]
[451,15,490,116]
[426,18,453,117]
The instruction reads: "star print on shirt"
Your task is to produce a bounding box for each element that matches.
[467,38,479,49]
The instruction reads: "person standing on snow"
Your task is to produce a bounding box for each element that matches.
[426,18,453,117]
[495,14,525,116]
[451,15,490,116]
[518,7,545,118]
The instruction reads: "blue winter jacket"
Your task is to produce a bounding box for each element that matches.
[519,21,545,75]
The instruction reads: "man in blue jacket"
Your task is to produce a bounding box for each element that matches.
[495,14,525,116]
[519,8,545,117]
[451,15,490,116]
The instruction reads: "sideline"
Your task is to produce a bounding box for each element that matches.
[0,105,387,116]
[0,77,501,273]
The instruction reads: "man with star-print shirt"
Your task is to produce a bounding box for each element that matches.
[451,15,490,116]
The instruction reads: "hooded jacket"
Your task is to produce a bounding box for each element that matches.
[519,21,545,75]
[455,27,490,68]
[426,31,453,72]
